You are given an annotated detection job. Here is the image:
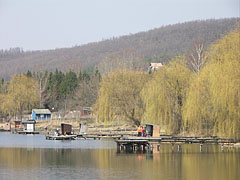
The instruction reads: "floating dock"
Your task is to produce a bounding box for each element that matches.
[17,131,40,135]
[46,135,77,140]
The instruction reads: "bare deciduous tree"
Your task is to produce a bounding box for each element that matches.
[186,40,208,75]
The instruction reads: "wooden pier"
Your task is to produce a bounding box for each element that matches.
[76,132,137,140]
[116,136,239,152]
[116,139,149,151]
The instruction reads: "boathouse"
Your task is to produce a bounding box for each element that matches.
[21,120,36,132]
[32,109,51,120]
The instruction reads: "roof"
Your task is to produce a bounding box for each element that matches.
[22,120,36,124]
[150,63,163,68]
[32,109,51,114]
[61,123,72,126]
[144,123,160,127]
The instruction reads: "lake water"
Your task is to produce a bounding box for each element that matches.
[0,132,239,180]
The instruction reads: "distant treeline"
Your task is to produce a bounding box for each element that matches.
[0,18,239,80]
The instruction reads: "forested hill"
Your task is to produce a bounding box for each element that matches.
[0,18,239,80]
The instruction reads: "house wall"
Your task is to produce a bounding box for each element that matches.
[36,114,51,120]
[32,111,36,120]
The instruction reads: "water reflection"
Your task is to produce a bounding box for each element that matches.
[116,143,240,180]
[0,133,239,180]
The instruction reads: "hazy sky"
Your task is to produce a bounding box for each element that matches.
[0,0,239,50]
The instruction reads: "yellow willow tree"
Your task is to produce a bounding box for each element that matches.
[94,69,148,126]
[182,74,212,134]
[142,58,192,134]
[205,28,240,139]
[0,93,15,119]
[0,94,5,117]
[183,28,240,139]
[6,74,38,121]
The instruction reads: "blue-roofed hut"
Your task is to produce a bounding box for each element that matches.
[32,109,51,120]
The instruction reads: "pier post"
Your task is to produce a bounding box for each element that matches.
[171,143,174,151]
[150,144,153,150]
[177,144,181,152]
[221,144,224,152]
[117,143,120,151]
[200,144,203,152]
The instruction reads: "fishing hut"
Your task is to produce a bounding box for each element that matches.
[3,122,11,131]
[116,124,161,151]
[145,124,160,137]
[61,123,72,135]
[18,120,39,134]
[79,123,88,134]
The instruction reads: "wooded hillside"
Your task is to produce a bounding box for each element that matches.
[0,18,239,80]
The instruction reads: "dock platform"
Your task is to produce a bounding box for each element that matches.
[116,139,149,151]
[46,135,77,140]
[17,131,40,135]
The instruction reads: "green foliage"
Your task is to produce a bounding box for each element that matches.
[44,68,101,110]
[26,70,32,77]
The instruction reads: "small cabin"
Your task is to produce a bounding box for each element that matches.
[21,120,36,132]
[79,123,88,135]
[80,107,93,117]
[3,123,11,131]
[32,109,51,120]
[145,124,160,137]
[61,123,72,135]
